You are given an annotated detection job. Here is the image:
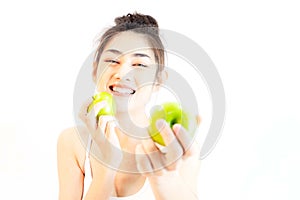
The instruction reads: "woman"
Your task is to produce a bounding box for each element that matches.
[57,12,201,200]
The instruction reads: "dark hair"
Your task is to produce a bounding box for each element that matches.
[93,12,165,82]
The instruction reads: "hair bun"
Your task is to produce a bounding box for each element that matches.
[115,12,159,28]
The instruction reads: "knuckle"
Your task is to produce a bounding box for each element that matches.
[167,165,177,171]
[83,116,89,124]
[106,119,115,127]
[177,147,184,157]
[143,139,157,152]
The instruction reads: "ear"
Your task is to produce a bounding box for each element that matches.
[92,66,97,83]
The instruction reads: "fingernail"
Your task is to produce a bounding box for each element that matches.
[172,124,181,133]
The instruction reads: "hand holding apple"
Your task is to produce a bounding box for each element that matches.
[87,92,116,119]
[148,102,197,146]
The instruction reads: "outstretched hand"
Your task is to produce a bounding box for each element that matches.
[135,119,198,176]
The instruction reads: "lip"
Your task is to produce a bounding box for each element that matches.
[108,83,136,97]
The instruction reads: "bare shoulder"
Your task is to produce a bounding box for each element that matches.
[57,126,89,147]
[57,126,90,171]
[57,127,90,198]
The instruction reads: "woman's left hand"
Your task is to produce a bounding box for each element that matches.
[136,119,197,174]
[135,119,200,200]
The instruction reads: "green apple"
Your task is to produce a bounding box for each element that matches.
[148,102,195,146]
[87,92,116,119]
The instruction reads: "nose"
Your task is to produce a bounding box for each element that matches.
[114,62,134,82]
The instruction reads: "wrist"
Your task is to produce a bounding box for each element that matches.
[148,171,180,185]
[148,174,199,200]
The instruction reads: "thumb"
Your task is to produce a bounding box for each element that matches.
[106,121,121,150]
[91,100,107,117]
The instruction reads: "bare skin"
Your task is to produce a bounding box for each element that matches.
[57,31,201,200]
[57,125,201,199]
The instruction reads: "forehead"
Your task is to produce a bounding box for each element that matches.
[103,31,155,58]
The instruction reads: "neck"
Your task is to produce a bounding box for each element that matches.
[115,107,150,153]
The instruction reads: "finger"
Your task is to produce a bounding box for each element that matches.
[92,125,106,148]
[156,120,183,170]
[172,124,197,159]
[87,100,107,130]
[105,120,121,149]
[104,121,123,164]
[80,98,108,130]
[163,143,183,171]
[79,98,97,131]
[135,144,153,175]
[92,115,114,147]
[155,119,176,145]
[141,139,164,172]
[90,100,107,118]
[97,115,115,136]
[78,98,93,122]
[196,115,202,126]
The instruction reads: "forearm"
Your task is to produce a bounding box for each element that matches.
[84,168,117,200]
[148,174,199,200]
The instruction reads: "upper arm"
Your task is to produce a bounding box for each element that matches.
[57,128,84,200]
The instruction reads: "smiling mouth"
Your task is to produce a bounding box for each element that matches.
[109,85,136,96]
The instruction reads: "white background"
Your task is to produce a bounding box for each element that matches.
[0,0,299,199]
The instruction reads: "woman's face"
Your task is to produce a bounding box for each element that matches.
[94,31,159,113]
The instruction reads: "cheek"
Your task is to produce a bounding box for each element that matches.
[95,67,112,91]
[134,70,157,102]
[134,85,154,105]
[134,68,157,86]
[95,79,106,92]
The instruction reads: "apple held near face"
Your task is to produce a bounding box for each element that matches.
[87,92,116,119]
[148,102,197,146]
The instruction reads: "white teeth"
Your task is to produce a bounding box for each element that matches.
[113,86,134,94]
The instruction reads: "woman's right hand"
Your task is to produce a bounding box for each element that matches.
[79,98,123,169]
[79,98,123,199]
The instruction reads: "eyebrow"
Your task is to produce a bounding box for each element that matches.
[105,49,151,59]
[105,49,122,55]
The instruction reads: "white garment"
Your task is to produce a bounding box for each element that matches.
[83,135,155,200]
[83,134,93,198]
